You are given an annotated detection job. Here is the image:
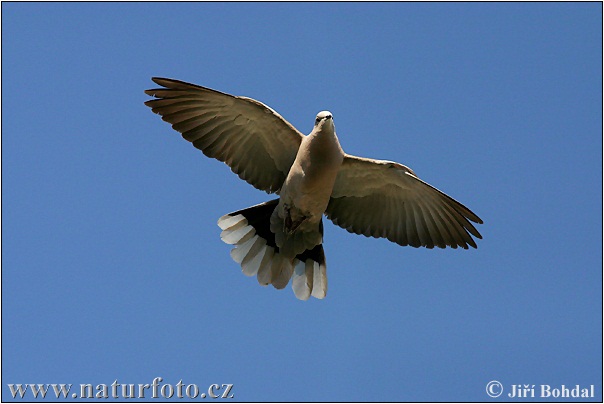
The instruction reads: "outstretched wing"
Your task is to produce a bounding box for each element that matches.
[326,155,483,249]
[145,78,304,193]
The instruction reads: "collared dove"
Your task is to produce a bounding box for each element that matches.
[145,78,483,300]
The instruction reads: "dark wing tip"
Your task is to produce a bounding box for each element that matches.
[150,77,214,92]
[150,77,182,87]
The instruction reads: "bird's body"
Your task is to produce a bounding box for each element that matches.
[145,78,483,300]
[273,112,344,256]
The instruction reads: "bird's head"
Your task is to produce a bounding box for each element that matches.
[314,111,334,130]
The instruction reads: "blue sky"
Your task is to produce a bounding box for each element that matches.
[2,2,602,402]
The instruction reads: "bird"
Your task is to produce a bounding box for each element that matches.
[144,77,483,300]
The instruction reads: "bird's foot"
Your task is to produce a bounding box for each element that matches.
[283,204,307,235]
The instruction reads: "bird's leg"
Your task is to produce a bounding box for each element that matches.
[283,203,307,235]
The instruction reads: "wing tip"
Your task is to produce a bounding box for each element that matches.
[150,77,182,87]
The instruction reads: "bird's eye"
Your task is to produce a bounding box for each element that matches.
[315,118,321,124]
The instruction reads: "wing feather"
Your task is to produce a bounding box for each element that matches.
[404,199,421,247]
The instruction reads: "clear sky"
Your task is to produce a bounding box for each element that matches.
[2,2,602,402]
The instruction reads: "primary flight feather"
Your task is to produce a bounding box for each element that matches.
[145,77,483,300]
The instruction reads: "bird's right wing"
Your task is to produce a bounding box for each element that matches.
[326,155,483,249]
[145,78,304,193]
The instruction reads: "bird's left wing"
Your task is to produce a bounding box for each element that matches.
[326,155,483,249]
[145,78,304,193]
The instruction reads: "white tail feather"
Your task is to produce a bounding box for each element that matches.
[256,246,275,286]
[230,235,258,264]
[311,261,327,299]
[292,260,312,300]
[221,224,254,245]
[271,255,294,290]
[241,243,266,277]
[217,214,246,230]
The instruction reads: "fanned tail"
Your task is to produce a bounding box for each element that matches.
[217,199,327,300]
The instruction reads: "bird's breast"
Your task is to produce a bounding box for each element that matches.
[281,132,344,217]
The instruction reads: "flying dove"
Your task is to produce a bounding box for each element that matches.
[145,78,483,300]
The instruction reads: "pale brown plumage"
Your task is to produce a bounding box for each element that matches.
[145,77,483,300]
